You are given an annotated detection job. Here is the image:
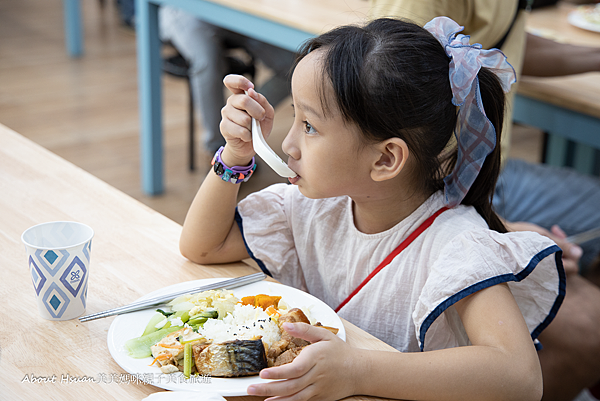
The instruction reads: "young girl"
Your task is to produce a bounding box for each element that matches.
[180,17,564,401]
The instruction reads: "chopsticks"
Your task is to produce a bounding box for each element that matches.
[78,272,266,322]
[566,226,600,245]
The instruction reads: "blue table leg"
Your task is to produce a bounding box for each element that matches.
[63,0,83,57]
[546,135,568,167]
[136,0,164,195]
[574,143,596,174]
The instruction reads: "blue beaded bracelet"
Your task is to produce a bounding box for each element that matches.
[211,146,256,184]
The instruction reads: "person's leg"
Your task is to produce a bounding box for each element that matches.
[159,8,226,153]
[494,159,600,272]
[537,274,600,401]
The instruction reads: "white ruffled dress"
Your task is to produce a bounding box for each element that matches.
[236,184,564,352]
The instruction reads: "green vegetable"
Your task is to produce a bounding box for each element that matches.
[125,327,181,358]
[161,310,190,330]
[168,294,191,306]
[140,309,190,339]
[156,309,175,317]
[173,310,190,323]
[142,312,168,336]
[188,316,208,326]
[188,310,218,327]
[191,310,218,320]
[183,342,193,379]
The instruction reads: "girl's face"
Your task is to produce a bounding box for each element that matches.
[282,50,377,200]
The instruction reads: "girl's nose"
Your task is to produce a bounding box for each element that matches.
[282,127,300,161]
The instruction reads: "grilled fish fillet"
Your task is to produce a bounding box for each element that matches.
[193,339,268,377]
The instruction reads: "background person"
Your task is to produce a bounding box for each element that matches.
[159,6,294,155]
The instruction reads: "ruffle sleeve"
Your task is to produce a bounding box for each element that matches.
[413,229,565,351]
[235,184,306,290]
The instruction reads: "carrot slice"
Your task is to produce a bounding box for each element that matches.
[265,305,281,317]
[156,342,184,349]
[149,353,171,366]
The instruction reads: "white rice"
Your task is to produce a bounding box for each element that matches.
[199,304,281,348]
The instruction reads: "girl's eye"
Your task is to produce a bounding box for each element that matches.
[303,121,317,135]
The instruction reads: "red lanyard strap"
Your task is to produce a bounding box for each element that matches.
[335,206,449,313]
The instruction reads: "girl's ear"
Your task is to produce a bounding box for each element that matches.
[370,138,409,182]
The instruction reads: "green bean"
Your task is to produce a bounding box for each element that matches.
[188,316,208,326]
[183,342,193,379]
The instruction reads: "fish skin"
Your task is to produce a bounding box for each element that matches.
[193,339,268,377]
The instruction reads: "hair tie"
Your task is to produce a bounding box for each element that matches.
[424,17,516,207]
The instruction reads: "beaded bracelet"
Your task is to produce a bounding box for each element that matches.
[211,146,256,184]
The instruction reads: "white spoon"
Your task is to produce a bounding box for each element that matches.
[245,91,297,178]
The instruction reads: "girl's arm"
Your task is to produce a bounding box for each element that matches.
[248,283,543,401]
[180,75,275,265]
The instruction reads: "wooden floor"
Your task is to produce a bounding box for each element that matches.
[0,0,543,225]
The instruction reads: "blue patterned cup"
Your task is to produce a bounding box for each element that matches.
[22,221,94,320]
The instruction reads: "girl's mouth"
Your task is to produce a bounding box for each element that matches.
[288,175,300,185]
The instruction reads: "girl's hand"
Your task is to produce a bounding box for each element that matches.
[247,323,357,401]
[220,74,275,165]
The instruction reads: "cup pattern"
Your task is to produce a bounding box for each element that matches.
[34,248,70,276]
[27,239,92,320]
[23,222,93,320]
[80,279,88,309]
[41,282,72,319]
[59,256,87,297]
[82,241,91,263]
[29,256,47,296]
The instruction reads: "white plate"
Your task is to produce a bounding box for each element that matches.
[107,279,345,395]
[568,6,600,34]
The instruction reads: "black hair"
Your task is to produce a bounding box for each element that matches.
[295,18,507,233]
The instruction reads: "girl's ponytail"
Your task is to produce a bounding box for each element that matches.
[461,68,507,233]
[423,17,515,232]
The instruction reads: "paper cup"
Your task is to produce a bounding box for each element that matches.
[22,221,94,320]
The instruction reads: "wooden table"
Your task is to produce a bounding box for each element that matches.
[136,0,369,195]
[0,122,394,399]
[515,2,600,174]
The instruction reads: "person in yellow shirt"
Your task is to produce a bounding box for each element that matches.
[370,1,600,400]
